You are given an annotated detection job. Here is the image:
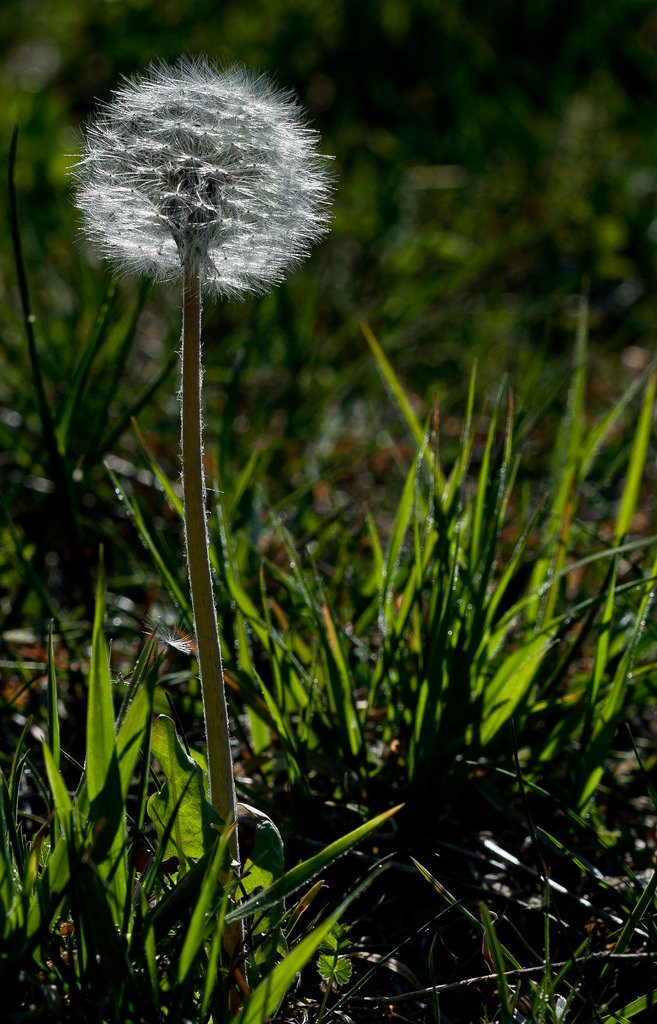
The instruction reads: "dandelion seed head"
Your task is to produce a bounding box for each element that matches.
[73,57,333,298]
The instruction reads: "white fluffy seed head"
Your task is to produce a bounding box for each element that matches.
[72,57,333,299]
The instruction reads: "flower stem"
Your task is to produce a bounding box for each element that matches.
[181,264,244,957]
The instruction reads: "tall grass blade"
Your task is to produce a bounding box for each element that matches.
[614,368,657,543]
[226,806,401,924]
[231,865,386,1024]
[177,826,234,984]
[47,622,60,773]
[42,742,74,840]
[86,558,126,917]
[106,465,189,617]
[360,320,425,446]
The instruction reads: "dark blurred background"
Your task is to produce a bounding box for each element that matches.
[4,0,657,367]
[3,0,657,617]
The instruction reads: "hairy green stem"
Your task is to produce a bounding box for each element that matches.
[181,265,244,957]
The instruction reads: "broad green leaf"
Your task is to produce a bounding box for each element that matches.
[239,803,285,937]
[317,953,352,986]
[239,803,285,896]
[147,715,220,861]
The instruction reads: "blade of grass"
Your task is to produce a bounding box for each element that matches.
[360,320,424,447]
[177,825,235,984]
[226,806,402,924]
[614,368,657,543]
[47,622,60,773]
[86,557,126,917]
[231,863,388,1024]
[106,465,189,617]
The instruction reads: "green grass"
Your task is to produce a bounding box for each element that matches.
[3,4,657,1019]
[2,273,657,1019]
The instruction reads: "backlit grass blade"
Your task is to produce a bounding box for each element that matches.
[442,363,477,512]
[469,403,499,570]
[0,773,20,917]
[116,631,157,728]
[380,442,425,634]
[528,300,587,627]
[226,806,401,924]
[116,646,157,799]
[579,362,654,478]
[132,417,184,518]
[578,558,617,763]
[604,867,657,970]
[360,319,425,446]
[177,826,234,984]
[225,446,264,520]
[265,508,360,754]
[42,742,73,840]
[600,994,654,1022]
[86,558,126,917]
[47,621,60,773]
[106,465,189,617]
[316,590,363,757]
[577,546,657,810]
[613,368,657,543]
[231,864,387,1024]
[480,633,553,747]
[480,903,514,1023]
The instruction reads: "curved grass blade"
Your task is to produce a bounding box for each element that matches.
[614,367,657,543]
[231,863,388,1024]
[225,805,401,924]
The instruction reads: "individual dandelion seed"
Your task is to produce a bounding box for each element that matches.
[72,56,333,960]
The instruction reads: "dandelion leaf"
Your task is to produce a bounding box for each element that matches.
[239,802,285,940]
[147,715,220,861]
[239,802,284,894]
